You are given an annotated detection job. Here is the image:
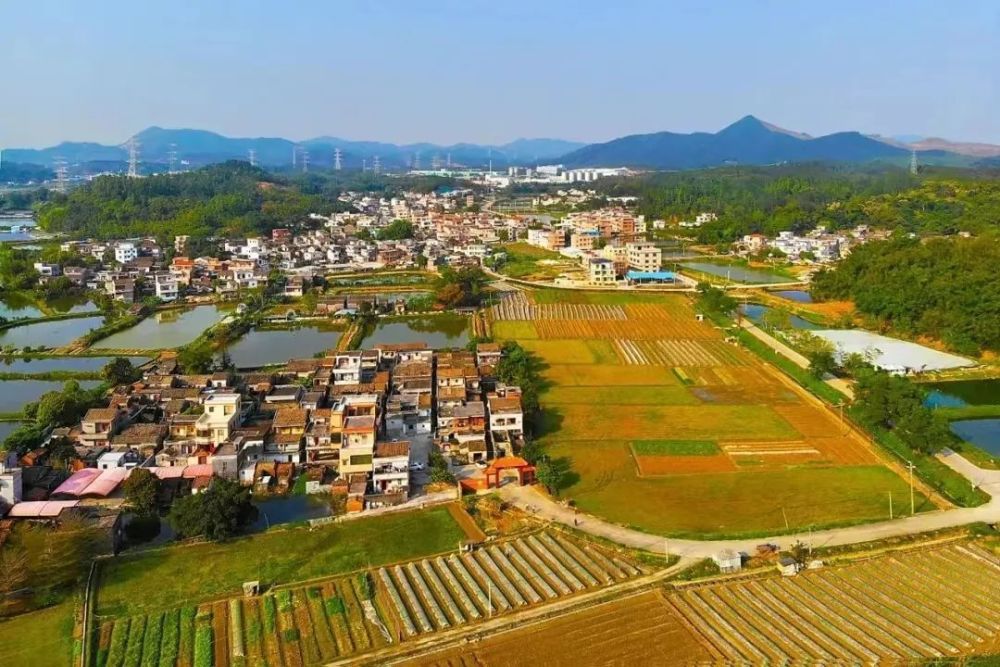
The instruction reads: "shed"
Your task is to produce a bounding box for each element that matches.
[777,556,799,577]
[712,549,742,573]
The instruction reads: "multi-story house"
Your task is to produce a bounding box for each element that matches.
[626,242,662,273]
[195,393,242,445]
[78,408,124,446]
[371,440,410,495]
[340,414,377,476]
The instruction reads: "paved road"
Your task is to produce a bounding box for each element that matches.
[501,449,1000,560]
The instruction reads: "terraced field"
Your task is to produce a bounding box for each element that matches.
[377,532,642,641]
[488,288,930,535]
[669,543,1000,662]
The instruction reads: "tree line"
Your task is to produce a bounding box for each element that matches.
[811,235,1000,354]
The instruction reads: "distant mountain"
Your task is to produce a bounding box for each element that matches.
[559,115,914,169]
[906,137,1000,158]
[4,128,585,173]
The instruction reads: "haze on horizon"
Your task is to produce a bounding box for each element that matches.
[2,0,999,149]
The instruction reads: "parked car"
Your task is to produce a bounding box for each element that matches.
[409,462,425,471]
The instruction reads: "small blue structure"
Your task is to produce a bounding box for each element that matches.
[626,270,675,284]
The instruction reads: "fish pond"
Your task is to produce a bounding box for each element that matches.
[93,306,226,350]
[0,316,105,350]
[681,261,791,284]
[949,419,1000,456]
[0,379,101,413]
[0,356,149,374]
[361,313,470,349]
[738,303,820,330]
[227,324,344,368]
[924,380,1000,408]
[771,290,813,303]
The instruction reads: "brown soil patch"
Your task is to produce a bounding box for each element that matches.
[446,503,487,544]
[404,590,713,666]
[635,454,737,475]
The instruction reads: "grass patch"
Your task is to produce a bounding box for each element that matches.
[324,596,345,616]
[936,404,1000,420]
[551,404,799,442]
[95,507,464,618]
[491,320,538,340]
[546,439,932,536]
[632,440,720,456]
[542,385,698,406]
[0,602,76,667]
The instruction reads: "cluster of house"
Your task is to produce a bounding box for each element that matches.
[0,341,525,542]
[735,225,891,263]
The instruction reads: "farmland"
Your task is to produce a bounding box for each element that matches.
[407,590,711,666]
[406,540,1000,665]
[0,601,77,667]
[488,289,931,535]
[94,507,464,618]
[668,542,1000,662]
[89,531,645,666]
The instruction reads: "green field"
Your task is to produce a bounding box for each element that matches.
[548,439,931,537]
[497,243,573,280]
[492,320,538,340]
[543,385,699,405]
[632,440,720,456]
[95,507,463,618]
[0,601,76,667]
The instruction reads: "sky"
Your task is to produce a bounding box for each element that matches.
[2,0,999,148]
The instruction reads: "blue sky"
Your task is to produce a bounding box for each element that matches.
[2,0,999,147]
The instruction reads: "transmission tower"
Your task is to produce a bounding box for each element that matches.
[372,155,381,175]
[446,153,451,168]
[292,145,298,169]
[412,152,420,170]
[362,158,367,172]
[168,143,179,174]
[126,137,140,177]
[53,157,69,193]
[248,149,257,167]
[301,147,310,173]
[333,148,342,171]
[431,154,441,170]
[909,150,918,175]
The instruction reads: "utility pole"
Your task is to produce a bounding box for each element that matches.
[781,507,789,530]
[907,460,916,515]
[889,491,893,520]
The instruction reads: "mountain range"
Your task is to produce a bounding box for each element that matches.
[1,129,585,172]
[558,115,994,169]
[4,117,1000,175]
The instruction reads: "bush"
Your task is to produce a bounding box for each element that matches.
[282,628,300,642]
[125,515,161,544]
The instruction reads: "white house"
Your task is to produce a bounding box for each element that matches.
[115,242,138,264]
[154,273,179,301]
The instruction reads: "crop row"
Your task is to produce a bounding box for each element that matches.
[612,339,747,367]
[490,293,627,321]
[668,543,1000,663]
[93,575,391,667]
[378,532,641,638]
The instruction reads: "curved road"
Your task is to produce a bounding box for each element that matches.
[501,449,1000,560]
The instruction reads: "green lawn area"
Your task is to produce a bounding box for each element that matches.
[491,321,538,340]
[632,440,720,456]
[95,507,464,618]
[550,404,800,441]
[519,339,618,365]
[0,601,76,667]
[497,243,572,279]
[546,439,932,537]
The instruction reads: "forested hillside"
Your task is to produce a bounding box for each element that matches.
[33,162,348,239]
[596,165,1000,244]
[811,236,1000,355]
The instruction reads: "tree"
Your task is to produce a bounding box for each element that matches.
[520,440,544,465]
[178,340,214,374]
[761,307,792,332]
[377,219,415,240]
[535,459,563,496]
[122,468,160,516]
[167,478,257,541]
[301,290,318,315]
[102,357,138,386]
[695,283,737,316]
